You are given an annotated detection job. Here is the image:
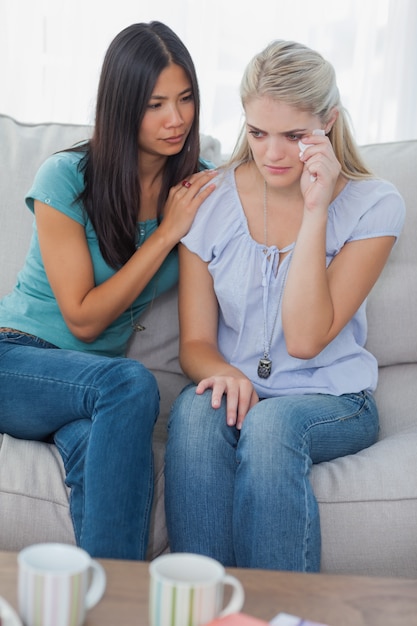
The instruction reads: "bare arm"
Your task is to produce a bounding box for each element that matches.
[178,244,259,429]
[35,169,217,342]
[282,134,396,357]
[282,228,395,359]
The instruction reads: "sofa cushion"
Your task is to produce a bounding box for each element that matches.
[311,421,417,577]
[0,434,74,550]
[361,140,417,369]
[126,285,190,437]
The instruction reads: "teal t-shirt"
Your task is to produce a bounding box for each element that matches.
[0,150,178,357]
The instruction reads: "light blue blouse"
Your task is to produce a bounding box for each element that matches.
[182,166,406,397]
[0,150,178,357]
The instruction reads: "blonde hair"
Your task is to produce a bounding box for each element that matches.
[230,40,371,180]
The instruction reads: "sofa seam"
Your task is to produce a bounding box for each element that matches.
[317,496,417,504]
[0,488,69,508]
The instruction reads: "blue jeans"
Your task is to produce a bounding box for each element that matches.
[165,385,379,571]
[0,331,159,560]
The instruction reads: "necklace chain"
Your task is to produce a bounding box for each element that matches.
[258,181,292,379]
[263,180,268,252]
[130,224,147,332]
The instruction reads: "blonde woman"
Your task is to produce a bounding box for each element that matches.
[165,40,405,571]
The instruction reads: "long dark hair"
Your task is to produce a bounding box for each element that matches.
[76,22,201,268]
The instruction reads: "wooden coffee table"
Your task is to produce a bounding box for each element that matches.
[0,550,416,625]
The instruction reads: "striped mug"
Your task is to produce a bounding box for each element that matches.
[149,552,245,626]
[18,543,106,626]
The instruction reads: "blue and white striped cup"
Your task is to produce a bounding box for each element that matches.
[149,553,245,626]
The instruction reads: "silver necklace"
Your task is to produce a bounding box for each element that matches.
[130,308,146,332]
[257,181,292,379]
[130,224,147,332]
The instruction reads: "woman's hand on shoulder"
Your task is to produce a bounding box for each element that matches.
[195,373,259,430]
[158,169,217,246]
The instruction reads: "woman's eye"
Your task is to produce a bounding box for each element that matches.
[249,130,264,138]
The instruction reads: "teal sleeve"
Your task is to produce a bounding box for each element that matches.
[198,156,216,170]
[25,151,86,226]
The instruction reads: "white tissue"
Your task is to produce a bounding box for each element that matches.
[298,129,325,181]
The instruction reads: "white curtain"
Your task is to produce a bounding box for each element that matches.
[0,0,416,154]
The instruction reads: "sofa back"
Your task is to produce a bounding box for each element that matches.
[358,140,417,436]
[361,140,417,366]
[0,116,90,296]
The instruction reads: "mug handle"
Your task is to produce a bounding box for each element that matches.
[86,560,107,609]
[219,574,245,617]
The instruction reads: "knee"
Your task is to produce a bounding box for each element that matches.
[110,358,158,399]
[167,386,227,454]
[168,385,205,443]
[240,402,295,457]
[97,359,160,430]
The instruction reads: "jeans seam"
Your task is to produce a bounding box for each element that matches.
[0,370,99,390]
[302,446,311,571]
[139,451,155,554]
[303,392,370,434]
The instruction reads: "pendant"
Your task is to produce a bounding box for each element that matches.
[132,322,146,332]
[257,357,272,379]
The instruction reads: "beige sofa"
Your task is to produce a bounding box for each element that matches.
[0,113,416,577]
